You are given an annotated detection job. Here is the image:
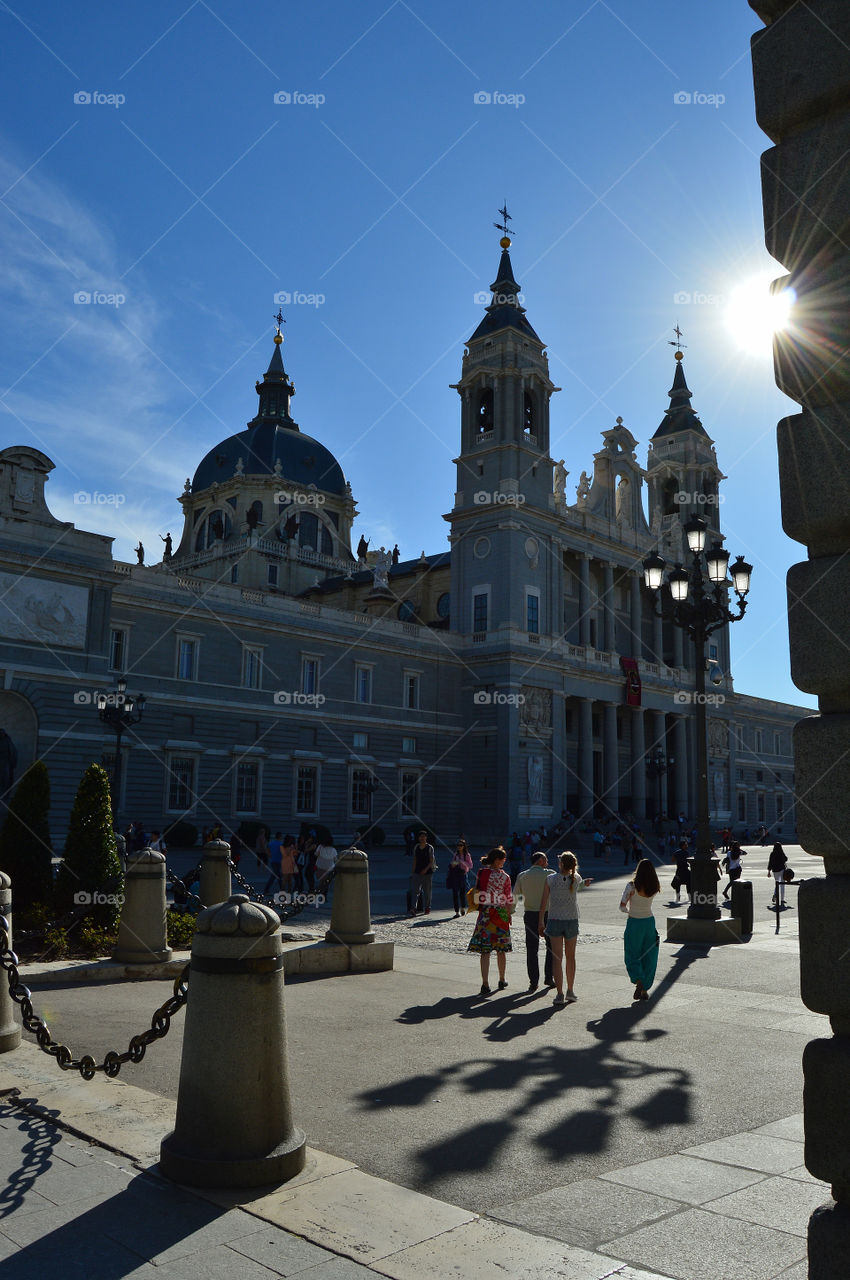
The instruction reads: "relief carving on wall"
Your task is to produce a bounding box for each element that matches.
[520,686,552,734]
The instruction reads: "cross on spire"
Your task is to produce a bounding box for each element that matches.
[274,308,285,337]
[670,324,687,354]
[493,203,514,237]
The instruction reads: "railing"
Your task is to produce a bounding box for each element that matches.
[474,431,494,446]
[471,632,487,643]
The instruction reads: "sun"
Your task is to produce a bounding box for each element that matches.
[725,270,795,355]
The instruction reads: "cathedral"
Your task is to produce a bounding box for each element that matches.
[0,233,808,845]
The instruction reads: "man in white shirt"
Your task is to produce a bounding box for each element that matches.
[515,852,554,991]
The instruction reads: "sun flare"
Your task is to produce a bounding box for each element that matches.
[725,271,795,355]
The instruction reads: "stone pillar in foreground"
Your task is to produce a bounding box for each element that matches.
[160,894,305,1188]
[112,848,172,964]
[0,872,21,1052]
[748,2,850,1271]
[326,849,375,945]
[199,839,231,908]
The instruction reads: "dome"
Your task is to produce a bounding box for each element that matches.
[192,421,347,495]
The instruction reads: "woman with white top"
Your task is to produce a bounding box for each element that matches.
[620,858,661,1001]
[538,852,593,1007]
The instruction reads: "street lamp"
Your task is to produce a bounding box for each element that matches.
[96,675,146,819]
[643,516,752,921]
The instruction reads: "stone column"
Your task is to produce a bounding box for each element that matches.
[199,839,232,908]
[673,715,689,819]
[578,555,591,647]
[672,622,684,670]
[0,873,21,1053]
[160,894,306,1188]
[652,711,669,817]
[630,572,642,658]
[326,850,375,945]
[603,702,619,817]
[113,848,172,964]
[749,4,850,1269]
[602,562,616,653]
[631,708,646,820]
[578,697,594,821]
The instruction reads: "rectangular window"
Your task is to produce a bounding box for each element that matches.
[737,792,746,822]
[351,768,372,818]
[404,673,420,710]
[774,731,782,755]
[757,793,766,823]
[355,665,372,704]
[709,643,718,660]
[109,628,127,672]
[167,756,196,811]
[353,732,368,750]
[527,593,539,634]
[230,564,239,584]
[177,638,196,681]
[267,563,278,587]
[776,793,784,822]
[235,760,259,813]
[296,765,318,814]
[301,658,318,697]
[473,592,488,633]
[400,770,420,817]
[754,729,764,754]
[402,737,416,755]
[242,646,262,690]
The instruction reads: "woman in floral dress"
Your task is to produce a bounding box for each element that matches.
[468,847,513,994]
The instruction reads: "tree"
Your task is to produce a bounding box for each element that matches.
[55,763,123,928]
[0,761,52,909]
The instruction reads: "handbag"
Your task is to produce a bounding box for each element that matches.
[466,886,478,912]
[783,867,795,883]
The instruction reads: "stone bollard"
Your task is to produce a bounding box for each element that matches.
[0,872,21,1053]
[325,848,375,945]
[159,894,305,1188]
[112,848,172,965]
[199,839,231,908]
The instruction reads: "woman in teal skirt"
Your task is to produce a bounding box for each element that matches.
[619,858,661,1000]
[468,847,513,995]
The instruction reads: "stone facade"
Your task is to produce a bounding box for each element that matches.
[0,244,810,845]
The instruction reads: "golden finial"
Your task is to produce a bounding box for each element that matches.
[494,203,514,249]
[273,308,284,344]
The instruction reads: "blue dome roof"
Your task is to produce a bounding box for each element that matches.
[192,421,347,495]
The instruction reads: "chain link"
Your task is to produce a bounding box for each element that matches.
[164,864,204,912]
[226,856,337,923]
[0,915,189,1081]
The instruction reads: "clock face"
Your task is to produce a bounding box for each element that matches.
[398,601,416,621]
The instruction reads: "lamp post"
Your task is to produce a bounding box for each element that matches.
[96,676,146,819]
[643,516,752,921]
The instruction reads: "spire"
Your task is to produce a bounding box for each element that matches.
[252,311,296,428]
[469,208,541,343]
[652,347,709,439]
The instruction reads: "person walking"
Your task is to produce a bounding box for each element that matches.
[620,858,661,1001]
[722,841,747,900]
[672,840,691,904]
[538,852,593,1007]
[255,828,270,870]
[515,852,554,991]
[408,830,436,916]
[468,847,513,994]
[768,842,789,909]
[315,839,338,900]
[447,839,473,916]
[279,835,298,899]
[263,831,283,895]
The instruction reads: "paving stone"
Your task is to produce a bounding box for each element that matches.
[773,1260,809,1280]
[754,1114,804,1142]
[491,1176,682,1249]
[200,1148,357,1211]
[24,1152,136,1206]
[784,1164,830,1188]
[0,1191,114,1246]
[102,1191,261,1266]
[682,1132,804,1174]
[603,1205,807,1280]
[705,1174,834,1237]
[297,1261,386,1280]
[227,1227,338,1274]
[0,1234,21,1260]
[165,1242,287,1279]
[600,1153,765,1204]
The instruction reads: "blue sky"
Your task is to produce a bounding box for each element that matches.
[0,1,814,709]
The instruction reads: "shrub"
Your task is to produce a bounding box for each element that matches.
[166,910,196,950]
[0,761,53,910]
[77,921,116,958]
[54,763,123,928]
[163,820,198,850]
[43,925,69,958]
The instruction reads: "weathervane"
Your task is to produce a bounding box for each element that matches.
[670,324,687,355]
[494,203,514,239]
[273,308,285,345]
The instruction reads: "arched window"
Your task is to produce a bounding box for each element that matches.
[661,478,679,516]
[477,387,493,434]
[195,510,232,549]
[320,525,333,556]
[299,512,318,550]
[523,390,535,434]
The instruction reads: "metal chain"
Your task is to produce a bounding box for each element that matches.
[226,856,337,923]
[165,864,204,912]
[0,914,189,1081]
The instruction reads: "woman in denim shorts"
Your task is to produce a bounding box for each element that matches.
[538,852,593,1007]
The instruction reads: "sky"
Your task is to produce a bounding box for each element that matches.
[0,0,815,710]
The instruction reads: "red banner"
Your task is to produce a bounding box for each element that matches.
[621,657,642,707]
